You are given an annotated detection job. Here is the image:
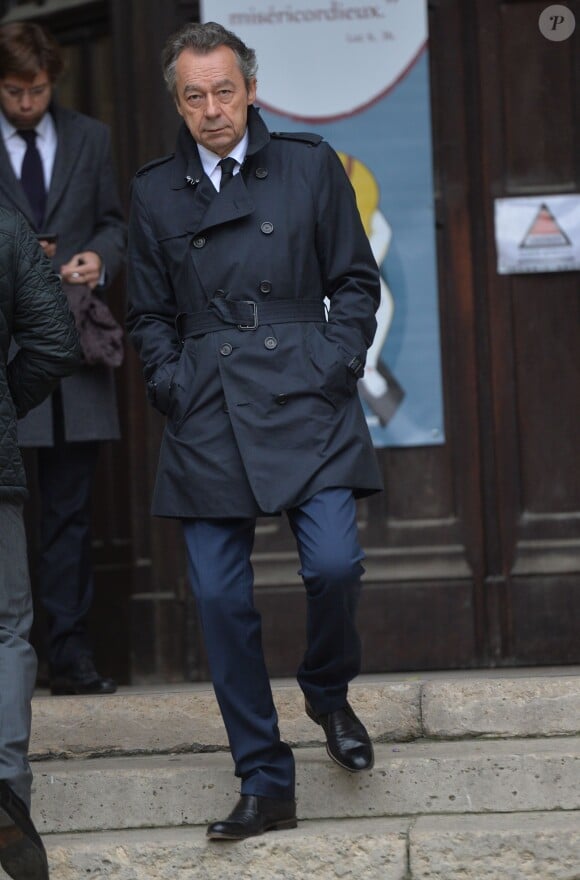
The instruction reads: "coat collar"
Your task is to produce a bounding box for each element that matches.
[170,104,270,190]
[171,105,270,235]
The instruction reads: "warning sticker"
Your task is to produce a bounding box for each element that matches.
[495,195,580,273]
[520,203,571,249]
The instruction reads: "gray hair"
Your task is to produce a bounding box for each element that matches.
[161,21,258,97]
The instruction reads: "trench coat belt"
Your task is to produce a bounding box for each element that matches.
[176,299,326,340]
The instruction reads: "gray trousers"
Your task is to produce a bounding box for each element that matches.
[0,502,36,809]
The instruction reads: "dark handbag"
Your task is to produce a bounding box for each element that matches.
[63,282,124,368]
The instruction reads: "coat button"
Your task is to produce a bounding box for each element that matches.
[264,336,278,350]
[259,280,272,294]
[275,393,288,405]
[260,221,274,235]
[192,236,206,248]
[220,343,233,356]
[215,288,226,298]
[255,167,268,179]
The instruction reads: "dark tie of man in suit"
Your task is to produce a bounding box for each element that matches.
[219,157,237,190]
[18,129,46,229]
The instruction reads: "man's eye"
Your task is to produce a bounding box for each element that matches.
[187,94,203,105]
[218,90,233,100]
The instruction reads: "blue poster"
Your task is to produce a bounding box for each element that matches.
[201,0,444,446]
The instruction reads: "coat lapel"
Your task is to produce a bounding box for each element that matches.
[195,172,254,233]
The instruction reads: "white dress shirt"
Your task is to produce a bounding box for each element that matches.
[0,109,57,190]
[197,129,249,191]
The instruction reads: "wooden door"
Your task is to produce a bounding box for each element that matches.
[470,0,580,664]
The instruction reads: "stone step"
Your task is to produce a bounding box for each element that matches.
[30,673,580,759]
[46,818,408,880]
[31,737,580,834]
[410,811,580,880]
[44,811,580,880]
[29,680,420,759]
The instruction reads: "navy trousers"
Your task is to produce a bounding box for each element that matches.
[182,487,364,799]
[36,392,100,673]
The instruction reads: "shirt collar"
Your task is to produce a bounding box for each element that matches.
[197,128,249,178]
[0,109,53,141]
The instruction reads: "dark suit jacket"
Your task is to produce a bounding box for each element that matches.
[0,103,127,445]
[127,106,382,517]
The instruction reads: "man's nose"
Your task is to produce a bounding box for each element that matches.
[19,94,33,110]
[204,94,220,116]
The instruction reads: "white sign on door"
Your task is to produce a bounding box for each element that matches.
[495,195,580,274]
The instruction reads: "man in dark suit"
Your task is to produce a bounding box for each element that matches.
[127,22,382,840]
[0,22,126,695]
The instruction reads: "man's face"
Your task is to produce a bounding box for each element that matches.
[174,45,256,157]
[0,71,52,129]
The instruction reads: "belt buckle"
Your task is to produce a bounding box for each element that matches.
[238,301,258,330]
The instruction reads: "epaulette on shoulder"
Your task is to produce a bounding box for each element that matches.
[270,131,323,146]
[136,153,175,176]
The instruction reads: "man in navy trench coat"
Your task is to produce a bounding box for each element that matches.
[126,21,383,840]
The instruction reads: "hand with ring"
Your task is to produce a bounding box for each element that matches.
[60,251,103,288]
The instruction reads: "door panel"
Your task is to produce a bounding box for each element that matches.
[475,0,580,663]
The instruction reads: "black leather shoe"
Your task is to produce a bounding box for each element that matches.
[305,699,374,772]
[50,655,117,696]
[0,781,49,880]
[207,795,297,840]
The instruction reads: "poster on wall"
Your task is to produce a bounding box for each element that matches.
[201,0,444,447]
[495,195,580,274]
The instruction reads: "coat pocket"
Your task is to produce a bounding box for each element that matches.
[305,323,358,407]
[166,339,198,430]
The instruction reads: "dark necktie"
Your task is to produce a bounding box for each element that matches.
[18,129,46,229]
[219,157,237,190]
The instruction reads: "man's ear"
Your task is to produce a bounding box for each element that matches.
[247,78,257,105]
[175,98,183,119]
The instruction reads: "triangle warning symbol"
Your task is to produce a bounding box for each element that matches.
[520,203,571,249]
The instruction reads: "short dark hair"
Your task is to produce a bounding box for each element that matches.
[161,21,257,97]
[0,21,64,83]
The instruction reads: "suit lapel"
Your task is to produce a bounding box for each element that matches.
[44,105,86,226]
[0,134,35,224]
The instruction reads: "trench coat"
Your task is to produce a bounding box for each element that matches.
[0,103,126,446]
[126,106,383,517]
